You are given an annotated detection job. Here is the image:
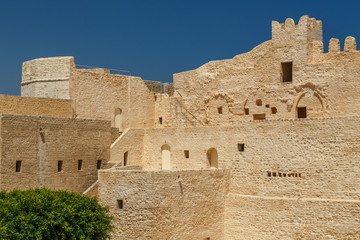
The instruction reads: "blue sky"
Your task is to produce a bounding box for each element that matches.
[0,0,360,95]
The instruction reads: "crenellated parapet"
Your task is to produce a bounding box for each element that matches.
[272,15,323,43]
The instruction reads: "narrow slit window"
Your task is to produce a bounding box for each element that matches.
[238,143,245,152]
[58,161,63,172]
[78,160,82,170]
[124,151,128,166]
[282,62,293,82]
[117,199,124,209]
[244,108,249,115]
[159,117,163,124]
[184,150,189,158]
[16,160,22,172]
[97,160,102,170]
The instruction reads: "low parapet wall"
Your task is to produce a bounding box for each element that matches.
[98,169,230,240]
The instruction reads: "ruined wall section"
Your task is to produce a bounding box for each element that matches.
[0,114,111,193]
[173,16,360,124]
[70,68,156,129]
[0,94,73,118]
[21,57,74,99]
[98,169,229,240]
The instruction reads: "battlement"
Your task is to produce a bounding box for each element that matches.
[272,15,323,43]
[328,36,357,53]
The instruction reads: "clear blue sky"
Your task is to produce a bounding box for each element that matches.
[1,0,360,95]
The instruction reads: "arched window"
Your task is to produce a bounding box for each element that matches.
[161,144,171,170]
[115,108,123,129]
[207,148,218,169]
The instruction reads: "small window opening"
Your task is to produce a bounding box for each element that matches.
[58,161,63,172]
[16,160,22,172]
[282,62,293,82]
[265,104,270,108]
[117,199,123,209]
[78,160,82,170]
[244,108,249,115]
[267,171,271,177]
[272,172,277,177]
[124,151,128,166]
[217,107,223,114]
[297,107,307,118]
[184,150,189,158]
[238,143,245,152]
[271,107,277,114]
[97,160,102,170]
[256,99,262,106]
[203,238,210,240]
[253,114,266,120]
[159,117,163,124]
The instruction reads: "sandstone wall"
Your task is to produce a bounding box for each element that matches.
[98,169,229,240]
[21,57,73,99]
[173,15,360,125]
[0,94,73,118]
[69,69,156,129]
[0,114,111,193]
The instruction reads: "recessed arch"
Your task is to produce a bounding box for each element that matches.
[207,148,218,169]
[161,144,171,170]
[115,108,123,129]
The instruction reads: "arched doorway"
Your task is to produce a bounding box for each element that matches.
[207,148,218,169]
[115,108,123,129]
[161,144,171,170]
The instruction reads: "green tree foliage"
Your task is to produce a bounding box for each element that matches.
[0,188,112,240]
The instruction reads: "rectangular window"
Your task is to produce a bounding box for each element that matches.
[159,117,163,124]
[117,199,124,209]
[58,161,63,172]
[124,151,128,166]
[184,150,189,158]
[297,107,307,118]
[217,107,223,114]
[282,62,293,82]
[97,160,102,170]
[16,160,22,172]
[238,143,245,152]
[78,160,82,170]
[244,108,249,115]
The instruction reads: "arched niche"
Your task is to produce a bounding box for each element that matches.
[207,148,218,169]
[161,144,171,170]
[115,108,123,129]
[295,91,324,118]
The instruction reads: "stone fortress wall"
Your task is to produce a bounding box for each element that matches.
[0,14,359,239]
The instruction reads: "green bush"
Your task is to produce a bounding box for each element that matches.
[0,188,112,240]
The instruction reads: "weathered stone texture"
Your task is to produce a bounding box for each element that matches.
[98,169,229,240]
[0,114,111,192]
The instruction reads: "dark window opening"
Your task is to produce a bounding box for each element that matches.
[272,172,277,177]
[16,160,22,172]
[271,107,277,114]
[265,104,270,108]
[159,117,163,124]
[58,161,63,172]
[297,107,307,118]
[238,143,245,152]
[97,160,102,170]
[256,99,262,106]
[253,114,266,120]
[78,160,82,170]
[282,62,293,82]
[124,151,128,166]
[244,108,249,115]
[117,199,123,209]
[184,150,189,158]
[217,107,223,114]
[267,171,271,177]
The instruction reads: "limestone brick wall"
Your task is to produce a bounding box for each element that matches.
[21,57,73,99]
[0,114,111,193]
[98,169,230,240]
[173,15,360,124]
[225,194,360,239]
[69,68,156,129]
[109,128,145,167]
[0,94,73,118]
